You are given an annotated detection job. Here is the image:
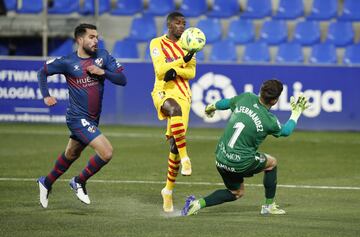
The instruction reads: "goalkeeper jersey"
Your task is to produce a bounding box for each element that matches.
[149,34,196,101]
[215,92,282,170]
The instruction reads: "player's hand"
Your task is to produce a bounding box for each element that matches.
[44,96,57,107]
[87,65,105,76]
[164,68,177,82]
[183,50,196,63]
[290,94,310,121]
[205,104,216,118]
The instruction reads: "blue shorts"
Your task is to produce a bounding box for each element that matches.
[66,118,102,146]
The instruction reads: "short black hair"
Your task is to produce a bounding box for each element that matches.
[260,79,283,105]
[166,11,184,24]
[74,23,97,39]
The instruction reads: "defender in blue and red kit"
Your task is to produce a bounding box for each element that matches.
[37,23,127,208]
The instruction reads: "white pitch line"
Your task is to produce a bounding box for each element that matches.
[0,177,359,190]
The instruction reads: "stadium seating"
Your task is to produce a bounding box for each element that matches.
[80,0,111,15]
[111,0,142,15]
[259,20,288,45]
[242,42,270,63]
[241,0,272,19]
[196,18,222,44]
[343,43,360,65]
[180,0,207,17]
[293,20,321,46]
[49,38,74,57]
[128,15,157,42]
[0,43,8,55]
[227,18,255,44]
[4,0,16,11]
[209,40,237,62]
[273,0,304,19]
[112,39,139,59]
[207,0,240,18]
[16,0,42,14]
[309,43,337,64]
[307,0,338,20]
[326,21,354,47]
[275,42,303,64]
[48,0,79,14]
[339,0,360,21]
[147,0,175,16]
[196,50,205,62]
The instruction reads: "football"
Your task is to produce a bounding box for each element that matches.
[180,27,206,52]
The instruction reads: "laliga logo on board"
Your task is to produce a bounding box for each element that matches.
[191,72,237,123]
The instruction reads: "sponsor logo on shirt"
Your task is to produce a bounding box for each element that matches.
[88,125,96,133]
[95,58,103,67]
[73,65,80,71]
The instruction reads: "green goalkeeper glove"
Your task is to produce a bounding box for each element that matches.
[205,104,216,118]
[290,94,310,122]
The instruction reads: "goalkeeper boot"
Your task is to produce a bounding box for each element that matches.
[37,176,51,208]
[181,195,196,216]
[181,157,192,176]
[161,188,173,212]
[260,202,286,215]
[69,177,90,205]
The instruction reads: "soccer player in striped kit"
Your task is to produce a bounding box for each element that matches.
[36,23,127,208]
[149,12,196,212]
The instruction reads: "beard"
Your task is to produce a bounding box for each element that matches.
[83,45,97,56]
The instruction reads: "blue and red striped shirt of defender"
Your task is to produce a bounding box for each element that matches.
[37,49,127,124]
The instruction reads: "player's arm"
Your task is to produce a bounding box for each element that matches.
[278,95,310,137]
[150,39,194,81]
[174,57,196,80]
[37,57,65,106]
[204,99,231,117]
[88,52,127,86]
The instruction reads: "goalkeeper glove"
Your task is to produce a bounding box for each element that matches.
[164,68,177,82]
[290,94,310,122]
[205,104,216,118]
[183,50,196,63]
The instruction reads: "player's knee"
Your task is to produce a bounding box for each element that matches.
[231,189,245,199]
[65,149,80,160]
[168,105,182,117]
[266,156,277,170]
[100,147,113,161]
[169,137,179,154]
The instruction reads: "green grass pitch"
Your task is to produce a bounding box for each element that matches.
[0,123,359,237]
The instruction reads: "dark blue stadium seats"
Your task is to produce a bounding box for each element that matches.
[112,39,139,59]
[49,38,74,57]
[343,43,360,65]
[309,43,337,64]
[326,21,354,47]
[128,15,157,42]
[4,0,16,11]
[307,0,337,20]
[48,0,79,14]
[243,42,270,63]
[111,0,142,15]
[180,0,207,17]
[241,0,272,19]
[339,0,360,21]
[207,0,239,18]
[16,0,42,14]
[227,18,255,44]
[0,43,8,55]
[293,20,321,46]
[80,0,111,15]
[144,43,152,61]
[273,0,304,19]
[259,20,288,45]
[196,18,222,44]
[276,42,303,64]
[209,40,237,62]
[147,0,175,16]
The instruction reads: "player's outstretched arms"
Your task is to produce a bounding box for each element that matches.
[44,96,57,107]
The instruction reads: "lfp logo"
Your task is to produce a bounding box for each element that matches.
[191,72,237,123]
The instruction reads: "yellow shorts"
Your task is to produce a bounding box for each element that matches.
[151,91,191,137]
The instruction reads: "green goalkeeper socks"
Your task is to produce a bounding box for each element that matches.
[263,166,277,203]
[203,189,237,207]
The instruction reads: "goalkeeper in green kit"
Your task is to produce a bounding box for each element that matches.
[182,79,309,216]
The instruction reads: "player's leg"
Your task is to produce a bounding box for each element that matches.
[260,153,285,215]
[161,98,192,176]
[161,137,180,212]
[70,134,113,204]
[182,167,243,216]
[37,138,85,208]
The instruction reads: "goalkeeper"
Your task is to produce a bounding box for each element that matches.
[182,79,310,216]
